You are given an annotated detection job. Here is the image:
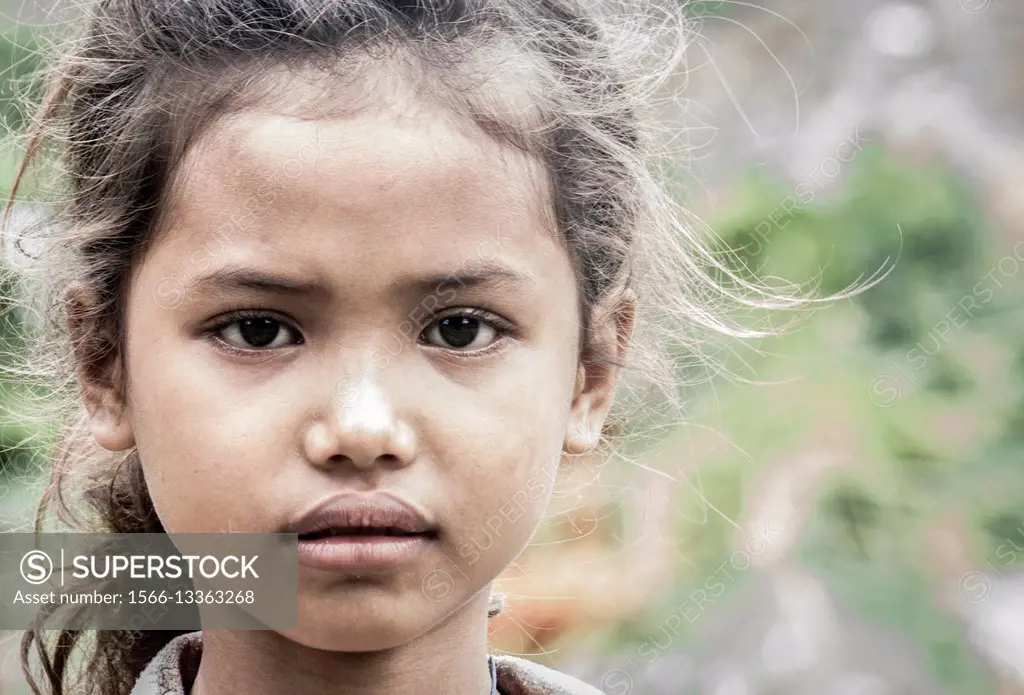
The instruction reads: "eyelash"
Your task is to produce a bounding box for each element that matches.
[200,309,293,358]
[419,308,516,358]
[203,307,516,358]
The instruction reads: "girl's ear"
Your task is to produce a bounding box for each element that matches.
[564,289,636,455]
[65,283,136,452]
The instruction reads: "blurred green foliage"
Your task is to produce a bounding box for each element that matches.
[610,146,1024,694]
[0,28,42,133]
[0,28,48,480]
[682,1,730,19]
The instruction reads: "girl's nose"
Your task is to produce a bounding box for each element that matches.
[302,373,417,471]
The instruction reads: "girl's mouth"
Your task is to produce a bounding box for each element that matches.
[297,527,435,540]
[287,491,441,572]
[296,528,439,572]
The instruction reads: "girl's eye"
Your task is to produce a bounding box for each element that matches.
[214,316,302,351]
[422,313,503,351]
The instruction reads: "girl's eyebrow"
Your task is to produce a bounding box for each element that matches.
[409,260,534,295]
[184,260,533,300]
[187,265,328,299]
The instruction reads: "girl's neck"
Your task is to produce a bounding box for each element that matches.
[190,593,494,695]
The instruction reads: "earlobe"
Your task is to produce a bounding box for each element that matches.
[88,405,136,452]
[563,364,592,454]
[65,283,136,452]
[563,412,597,455]
[563,430,597,456]
[563,289,636,456]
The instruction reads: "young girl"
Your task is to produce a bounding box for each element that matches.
[4,1,796,694]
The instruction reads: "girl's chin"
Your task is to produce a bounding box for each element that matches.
[274,622,432,652]
[275,594,453,651]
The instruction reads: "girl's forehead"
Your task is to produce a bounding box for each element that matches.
[170,82,551,230]
[147,90,568,303]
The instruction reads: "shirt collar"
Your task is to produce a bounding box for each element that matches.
[130,631,603,695]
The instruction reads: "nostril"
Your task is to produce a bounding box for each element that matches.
[322,453,403,468]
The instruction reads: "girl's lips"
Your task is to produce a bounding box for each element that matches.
[286,490,441,572]
[285,490,437,537]
[296,533,437,572]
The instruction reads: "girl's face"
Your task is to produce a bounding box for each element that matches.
[78,77,628,651]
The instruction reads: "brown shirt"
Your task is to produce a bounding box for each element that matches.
[129,632,602,695]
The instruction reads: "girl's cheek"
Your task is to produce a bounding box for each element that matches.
[452,439,559,546]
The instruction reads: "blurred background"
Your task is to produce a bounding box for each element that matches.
[0,1,1022,694]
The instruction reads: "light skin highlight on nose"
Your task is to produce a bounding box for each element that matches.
[306,374,417,469]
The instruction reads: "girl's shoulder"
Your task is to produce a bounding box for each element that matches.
[130,632,603,695]
[492,654,604,695]
[130,631,201,695]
